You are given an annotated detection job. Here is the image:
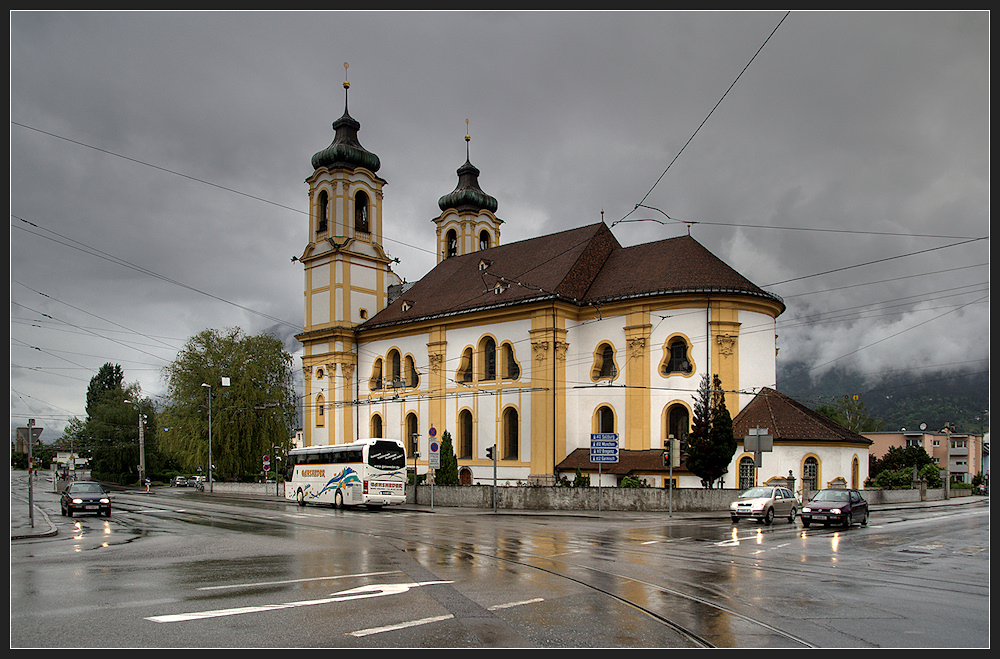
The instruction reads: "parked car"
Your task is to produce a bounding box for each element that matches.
[188,476,204,489]
[172,476,188,487]
[730,486,798,524]
[60,481,111,518]
[800,488,869,528]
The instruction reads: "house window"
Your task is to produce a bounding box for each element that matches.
[446,229,458,258]
[479,230,491,250]
[404,355,420,388]
[802,457,819,493]
[666,403,690,443]
[370,413,383,438]
[315,394,325,426]
[387,349,402,388]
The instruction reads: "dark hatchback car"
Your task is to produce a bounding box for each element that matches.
[60,481,112,518]
[800,488,868,528]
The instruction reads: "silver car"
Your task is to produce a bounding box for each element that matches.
[730,486,798,524]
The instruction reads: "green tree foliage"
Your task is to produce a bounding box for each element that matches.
[160,328,296,480]
[814,394,884,433]
[64,362,159,484]
[685,374,737,488]
[435,430,459,485]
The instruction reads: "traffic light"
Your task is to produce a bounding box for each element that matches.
[662,449,670,467]
[486,446,495,461]
[670,437,680,468]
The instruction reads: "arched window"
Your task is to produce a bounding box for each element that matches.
[852,456,860,489]
[370,413,383,438]
[667,404,690,442]
[405,413,418,456]
[479,336,497,381]
[457,347,473,383]
[458,409,473,459]
[501,342,520,380]
[315,393,325,426]
[387,349,402,388]
[354,191,370,234]
[446,229,458,258]
[592,342,618,381]
[503,407,519,460]
[404,355,420,388]
[596,405,615,434]
[661,335,694,376]
[369,358,383,391]
[802,457,819,493]
[739,455,755,489]
[317,191,329,233]
[479,230,491,251]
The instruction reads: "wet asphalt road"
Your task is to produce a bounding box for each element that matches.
[11,473,990,648]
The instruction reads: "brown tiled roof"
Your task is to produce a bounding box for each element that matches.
[555,448,685,475]
[732,388,873,445]
[362,222,783,330]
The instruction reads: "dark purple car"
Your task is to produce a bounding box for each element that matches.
[800,488,868,528]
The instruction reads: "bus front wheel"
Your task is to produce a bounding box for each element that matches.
[296,489,306,507]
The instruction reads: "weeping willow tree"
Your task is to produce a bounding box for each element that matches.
[161,328,297,480]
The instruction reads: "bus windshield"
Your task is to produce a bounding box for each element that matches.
[368,440,406,470]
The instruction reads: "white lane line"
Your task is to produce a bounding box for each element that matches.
[197,571,401,591]
[349,614,455,637]
[347,598,545,637]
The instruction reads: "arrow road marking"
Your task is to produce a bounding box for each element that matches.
[146,581,452,623]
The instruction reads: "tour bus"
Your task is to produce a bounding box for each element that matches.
[285,438,407,509]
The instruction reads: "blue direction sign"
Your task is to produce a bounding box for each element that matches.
[590,433,619,463]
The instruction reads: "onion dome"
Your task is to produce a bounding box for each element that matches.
[438,122,498,213]
[437,159,498,213]
[311,67,381,173]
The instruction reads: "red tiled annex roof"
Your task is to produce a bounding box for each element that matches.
[733,388,873,445]
[363,223,783,330]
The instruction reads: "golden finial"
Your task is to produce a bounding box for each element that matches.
[465,118,471,143]
[343,62,350,89]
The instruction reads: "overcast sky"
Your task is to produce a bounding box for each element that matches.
[10,11,990,439]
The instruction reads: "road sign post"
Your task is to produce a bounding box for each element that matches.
[590,433,619,512]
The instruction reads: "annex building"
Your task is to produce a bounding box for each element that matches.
[296,81,801,487]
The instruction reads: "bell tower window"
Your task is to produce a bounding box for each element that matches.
[317,191,329,233]
[446,229,458,258]
[354,191,370,234]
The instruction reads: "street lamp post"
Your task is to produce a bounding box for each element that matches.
[201,378,229,493]
[124,399,147,487]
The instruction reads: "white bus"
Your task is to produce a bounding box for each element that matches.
[285,438,407,509]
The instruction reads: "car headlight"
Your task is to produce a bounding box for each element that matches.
[831,508,842,514]
[100,498,110,504]
[72,498,83,504]
[802,507,811,513]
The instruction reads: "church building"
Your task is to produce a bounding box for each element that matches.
[295,79,787,487]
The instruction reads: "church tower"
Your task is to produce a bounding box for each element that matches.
[296,65,401,447]
[433,121,502,263]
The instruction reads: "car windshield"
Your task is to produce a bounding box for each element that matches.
[69,483,104,494]
[739,487,773,499]
[811,490,849,502]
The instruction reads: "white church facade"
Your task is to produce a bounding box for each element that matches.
[294,80,865,491]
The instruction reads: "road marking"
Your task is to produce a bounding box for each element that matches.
[347,598,545,637]
[196,571,402,591]
[147,581,451,623]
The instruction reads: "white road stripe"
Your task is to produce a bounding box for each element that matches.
[347,598,545,637]
[197,571,401,591]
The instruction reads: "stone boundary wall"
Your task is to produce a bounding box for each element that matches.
[204,481,970,511]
